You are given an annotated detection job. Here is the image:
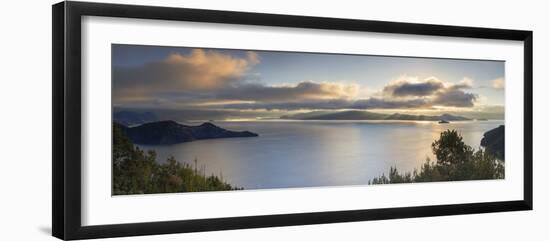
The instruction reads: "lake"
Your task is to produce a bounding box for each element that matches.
[138,120,503,190]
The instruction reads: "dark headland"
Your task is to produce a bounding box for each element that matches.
[481,125,505,161]
[115,120,258,145]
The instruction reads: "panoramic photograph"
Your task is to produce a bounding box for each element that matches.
[111,44,505,195]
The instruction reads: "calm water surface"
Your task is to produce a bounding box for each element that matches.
[139,120,503,190]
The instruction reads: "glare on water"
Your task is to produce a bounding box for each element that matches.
[139,120,503,190]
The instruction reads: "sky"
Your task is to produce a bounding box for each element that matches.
[112,44,505,120]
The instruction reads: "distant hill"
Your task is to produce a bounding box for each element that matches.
[438,113,470,121]
[279,111,333,120]
[481,125,505,161]
[281,110,470,121]
[282,110,387,120]
[117,120,258,145]
[114,111,158,126]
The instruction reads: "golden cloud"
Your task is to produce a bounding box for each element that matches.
[492,77,505,89]
[113,49,260,104]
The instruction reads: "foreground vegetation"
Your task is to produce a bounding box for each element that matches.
[369,130,504,184]
[113,123,241,195]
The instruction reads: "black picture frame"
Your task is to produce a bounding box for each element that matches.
[52,1,533,240]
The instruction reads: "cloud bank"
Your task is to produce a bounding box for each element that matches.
[113,49,257,103]
[113,49,481,111]
[216,81,359,102]
[383,78,444,97]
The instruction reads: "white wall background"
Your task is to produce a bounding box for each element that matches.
[0,0,547,240]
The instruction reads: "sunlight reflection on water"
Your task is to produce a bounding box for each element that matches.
[139,120,503,190]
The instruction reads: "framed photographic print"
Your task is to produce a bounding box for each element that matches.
[52,1,533,240]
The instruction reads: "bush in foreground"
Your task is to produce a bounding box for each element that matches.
[369,130,504,185]
[112,123,240,195]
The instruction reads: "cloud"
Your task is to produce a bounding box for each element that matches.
[216,81,359,102]
[221,99,351,110]
[113,49,360,107]
[114,107,285,122]
[209,77,478,110]
[245,51,260,65]
[113,49,480,111]
[431,89,477,107]
[220,98,430,110]
[113,49,258,103]
[383,77,445,97]
[351,98,429,109]
[381,77,477,108]
[456,77,474,89]
[492,77,505,89]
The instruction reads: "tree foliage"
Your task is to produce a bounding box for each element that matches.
[112,123,240,195]
[370,129,504,185]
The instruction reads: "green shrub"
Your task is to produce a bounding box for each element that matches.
[112,123,240,195]
[370,129,504,185]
